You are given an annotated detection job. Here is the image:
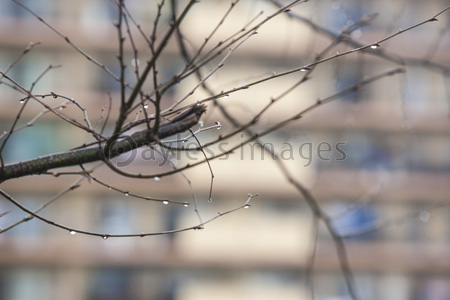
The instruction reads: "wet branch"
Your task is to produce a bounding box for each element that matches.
[0,105,206,182]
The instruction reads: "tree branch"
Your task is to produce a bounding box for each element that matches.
[0,105,206,182]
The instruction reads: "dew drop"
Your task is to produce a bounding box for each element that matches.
[300,66,311,72]
[144,103,149,109]
[154,177,161,181]
[183,203,190,207]
[70,230,76,235]
[199,120,204,127]
[223,94,229,98]
[194,226,203,231]
[163,200,169,205]
[215,121,222,129]
[102,235,109,240]
[244,204,251,209]
[124,191,129,196]
[19,99,25,104]
[370,43,380,49]
[108,186,112,190]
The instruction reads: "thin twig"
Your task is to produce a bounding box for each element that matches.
[268,0,450,73]
[188,129,214,202]
[0,177,83,234]
[0,189,257,238]
[12,0,122,82]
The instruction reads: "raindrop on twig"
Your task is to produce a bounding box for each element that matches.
[419,211,430,222]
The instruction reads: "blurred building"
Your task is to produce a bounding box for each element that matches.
[0,0,449,299]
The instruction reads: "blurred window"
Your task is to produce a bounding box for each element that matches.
[0,0,54,18]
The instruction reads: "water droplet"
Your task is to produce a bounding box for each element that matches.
[131,58,140,67]
[346,20,355,27]
[102,235,109,240]
[272,71,277,76]
[215,121,222,129]
[370,43,380,49]
[351,29,362,39]
[223,94,229,98]
[58,106,64,110]
[193,226,203,231]
[300,66,311,72]
[124,191,129,196]
[108,186,112,190]
[144,103,149,109]
[183,203,190,207]
[401,120,411,131]
[331,0,340,10]
[244,204,251,209]
[154,177,161,181]
[163,200,169,205]
[70,230,76,235]
[419,211,430,222]
[19,99,25,104]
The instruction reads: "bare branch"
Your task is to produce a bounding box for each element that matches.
[0,105,206,182]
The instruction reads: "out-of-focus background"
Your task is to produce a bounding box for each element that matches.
[0,0,449,299]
